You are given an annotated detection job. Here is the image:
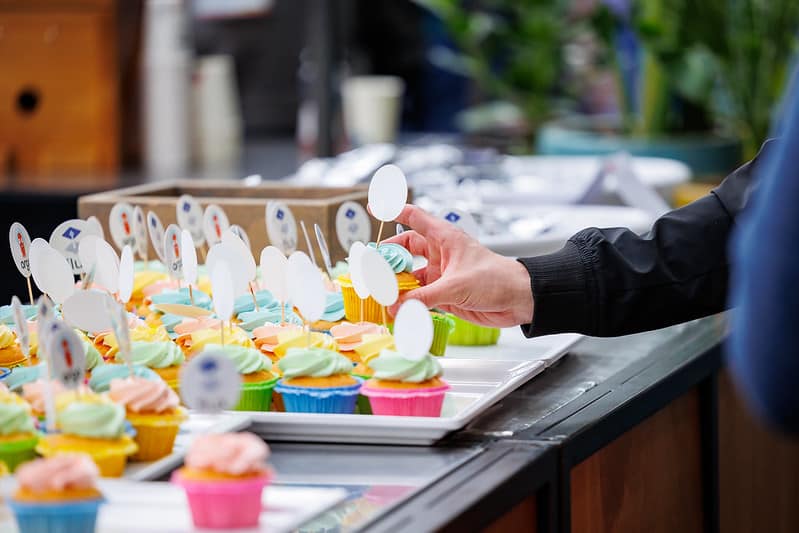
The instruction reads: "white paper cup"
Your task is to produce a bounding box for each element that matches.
[342,76,405,145]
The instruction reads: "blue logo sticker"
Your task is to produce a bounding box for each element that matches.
[445,212,461,223]
[201,360,217,372]
[276,209,284,220]
[62,227,81,240]
[150,217,157,228]
[346,208,356,219]
[182,202,191,212]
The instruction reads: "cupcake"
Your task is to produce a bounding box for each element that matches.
[311,292,346,332]
[94,324,170,360]
[429,312,455,356]
[238,304,303,334]
[271,330,338,360]
[9,454,104,533]
[360,350,450,417]
[0,324,27,369]
[172,432,272,530]
[331,322,386,356]
[109,376,187,461]
[0,303,36,326]
[36,391,138,477]
[21,378,66,419]
[446,314,500,346]
[0,391,38,471]
[352,334,395,378]
[114,341,185,393]
[274,347,361,413]
[252,322,303,359]
[205,344,279,412]
[339,242,420,323]
[88,364,161,393]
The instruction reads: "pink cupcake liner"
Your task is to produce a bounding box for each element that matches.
[360,383,450,417]
[172,471,270,529]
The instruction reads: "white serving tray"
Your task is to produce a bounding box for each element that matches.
[0,479,347,533]
[247,333,581,446]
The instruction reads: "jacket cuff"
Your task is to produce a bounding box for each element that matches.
[517,241,592,337]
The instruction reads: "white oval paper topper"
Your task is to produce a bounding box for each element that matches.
[203,204,230,246]
[180,350,242,412]
[78,235,101,281]
[86,216,105,240]
[146,211,167,264]
[368,164,408,222]
[11,296,30,357]
[9,222,32,278]
[287,251,325,323]
[181,230,198,286]
[176,194,206,246]
[229,224,252,251]
[439,208,480,238]
[206,242,249,297]
[221,229,256,282]
[265,201,298,255]
[163,224,183,280]
[336,201,372,251]
[394,299,433,361]
[62,290,115,334]
[30,239,75,304]
[47,322,87,389]
[105,298,132,366]
[133,206,148,260]
[108,202,137,252]
[348,241,370,299]
[210,261,234,322]
[49,219,102,275]
[95,239,120,294]
[360,246,398,306]
[260,246,288,302]
[118,245,134,303]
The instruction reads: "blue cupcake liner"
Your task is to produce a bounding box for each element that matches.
[0,367,9,380]
[275,379,362,414]
[9,498,104,533]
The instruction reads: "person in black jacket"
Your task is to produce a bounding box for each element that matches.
[386,143,772,337]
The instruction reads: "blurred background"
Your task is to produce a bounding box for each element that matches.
[1,0,797,272]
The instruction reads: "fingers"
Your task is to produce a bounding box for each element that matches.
[387,279,452,316]
[394,204,452,242]
[382,230,429,257]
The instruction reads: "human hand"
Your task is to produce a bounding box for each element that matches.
[385,205,534,328]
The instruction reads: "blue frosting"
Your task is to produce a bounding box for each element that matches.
[2,363,46,392]
[320,292,345,322]
[238,303,303,332]
[0,304,37,326]
[367,242,413,273]
[150,288,212,310]
[88,364,162,393]
[234,290,277,316]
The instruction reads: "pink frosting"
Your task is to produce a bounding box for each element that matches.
[173,317,223,336]
[252,323,301,352]
[143,279,181,298]
[0,382,7,393]
[16,454,99,493]
[330,322,387,351]
[108,376,180,414]
[22,379,66,413]
[185,433,270,476]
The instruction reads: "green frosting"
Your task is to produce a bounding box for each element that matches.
[58,400,126,439]
[329,261,349,279]
[368,350,442,383]
[0,398,35,435]
[367,242,413,273]
[117,341,184,369]
[81,338,103,371]
[206,343,269,375]
[278,347,354,379]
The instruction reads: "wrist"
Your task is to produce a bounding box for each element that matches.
[509,258,534,326]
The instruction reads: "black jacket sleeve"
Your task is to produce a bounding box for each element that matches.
[517,141,773,338]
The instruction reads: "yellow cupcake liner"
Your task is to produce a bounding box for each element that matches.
[130,422,181,462]
[341,286,415,324]
[36,435,138,477]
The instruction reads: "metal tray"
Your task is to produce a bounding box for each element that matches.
[247,333,581,446]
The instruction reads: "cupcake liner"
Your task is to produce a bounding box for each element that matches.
[355,394,372,415]
[172,472,269,529]
[36,436,138,478]
[9,498,103,533]
[446,315,500,346]
[275,379,363,414]
[360,383,450,417]
[235,377,279,412]
[130,422,181,462]
[430,314,455,356]
[0,435,38,472]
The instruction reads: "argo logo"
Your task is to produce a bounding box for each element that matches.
[445,212,461,223]
[346,208,356,219]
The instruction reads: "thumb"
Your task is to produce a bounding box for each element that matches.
[388,280,451,316]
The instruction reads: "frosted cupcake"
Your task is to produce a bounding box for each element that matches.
[172,432,272,529]
[109,376,186,461]
[338,243,420,324]
[9,454,104,533]
[330,322,387,359]
[352,334,396,378]
[0,391,38,471]
[275,347,361,413]
[0,324,26,369]
[94,324,170,360]
[205,344,279,412]
[360,350,450,417]
[21,378,66,419]
[311,292,346,332]
[237,304,303,334]
[36,391,138,477]
[252,322,303,359]
[114,340,185,393]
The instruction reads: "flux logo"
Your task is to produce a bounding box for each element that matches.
[183,202,191,213]
[445,212,461,223]
[346,208,356,219]
[276,209,285,221]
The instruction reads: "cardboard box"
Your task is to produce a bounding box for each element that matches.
[78,180,379,263]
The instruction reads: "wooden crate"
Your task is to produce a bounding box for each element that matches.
[78,180,378,263]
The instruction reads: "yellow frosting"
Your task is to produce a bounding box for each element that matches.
[188,327,254,356]
[102,325,170,357]
[353,334,396,363]
[272,330,338,359]
[0,325,16,349]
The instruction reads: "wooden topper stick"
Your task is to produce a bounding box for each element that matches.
[188,284,195,307]
[249,282,260,311]
[376,221,385,248]
[26,277,34,306]
[381,305,388,330]
[360,298,365,323]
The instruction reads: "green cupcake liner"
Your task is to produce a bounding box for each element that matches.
[0,435,39,472]
[446,315,500,346]
[234,377,279,412]
[351,373,373,414]
[430,314,455,356]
